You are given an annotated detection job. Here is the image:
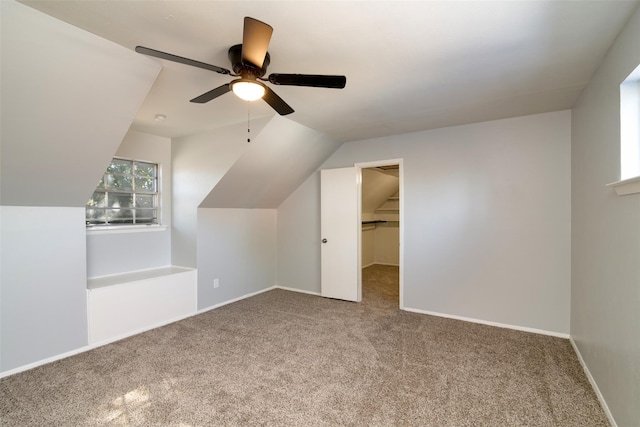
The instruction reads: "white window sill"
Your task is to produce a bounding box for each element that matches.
[607,176,640,196]
[86,225,168,235]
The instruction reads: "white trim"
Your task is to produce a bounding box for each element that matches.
[197,286,277,314]
[275,285,322,296]
[402,306,570,338]
[361,262,377,269]
[86,224,168,235]
[607,175,640,195]
[570,338,618,427]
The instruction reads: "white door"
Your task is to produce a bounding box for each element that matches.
[320,167,361,302]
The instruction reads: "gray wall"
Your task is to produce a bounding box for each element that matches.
[0,2,159,374]
[171,119,270,268]
[1,207,88,372]
[277,175,323,293]
[571,4,640,426]
[278,110,571,334]
[175,116,341,308]
[0,1,160,208]
[197,209,277,309]
[201,116,342,208]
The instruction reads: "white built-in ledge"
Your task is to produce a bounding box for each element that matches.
[87,265,193,289]
[87,266,197,345]
[607,176,640,196]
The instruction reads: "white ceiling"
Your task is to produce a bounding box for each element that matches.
[20,0,639,142]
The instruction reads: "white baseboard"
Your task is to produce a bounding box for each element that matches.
[1,285,279,379]
[402,306,570,339]
[1,309,202,380]
[275,285,321,296]
[197,286,277,314]
[1,343,99,379]
[570,338,617,427]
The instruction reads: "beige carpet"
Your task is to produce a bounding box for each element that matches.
[1,265,608,426]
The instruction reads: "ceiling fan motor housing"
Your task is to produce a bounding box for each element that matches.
[228,44,270,78]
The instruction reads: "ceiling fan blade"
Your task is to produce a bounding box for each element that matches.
[263,87,294,115]
[190,84,231,103]
[242,17,273,68]
[268,74,346,89]
[135,46,231,75]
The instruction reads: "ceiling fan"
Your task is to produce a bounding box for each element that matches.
[135,17,346,116]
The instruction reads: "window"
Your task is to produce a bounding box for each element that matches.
[86,158,159,226]
[620,65,640,180]
[609,63,640,195]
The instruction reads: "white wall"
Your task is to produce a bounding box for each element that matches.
[571,4,640,426]
[197,208,276,310]
[87,131,172,277]
[374,225,399,266]
[1,207,88,372]
[278,111,571,334]
[362,227,375,268]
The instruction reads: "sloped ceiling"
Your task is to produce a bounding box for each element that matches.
[18,0,639,143]
[200,115,341,208]
[1,1,161,207]
[362,169,399,216]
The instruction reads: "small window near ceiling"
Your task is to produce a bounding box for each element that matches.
[86,158,159,226]
[620,64,640,180]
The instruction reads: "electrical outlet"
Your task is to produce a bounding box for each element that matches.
[213,278,219,288]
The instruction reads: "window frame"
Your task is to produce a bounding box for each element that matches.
[608,63,640,196]
[86,157,161,228]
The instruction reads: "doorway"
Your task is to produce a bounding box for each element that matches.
[358,160,403,309]
[319,160,403,307]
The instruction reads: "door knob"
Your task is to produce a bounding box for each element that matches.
[322,238,328,243]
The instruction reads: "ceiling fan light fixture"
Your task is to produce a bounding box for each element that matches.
[231,79,265,101]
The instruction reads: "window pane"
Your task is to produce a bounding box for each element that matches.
[105,174,133,191]
[135,194,155,208]
[86,208,106,224]
[135,177,156,192]
[96,176,105,189]
[108,193,133,208]
[134,162,156,178]
[87,191,106,207]
[107,209,133,224]
[107,159,132,175]
[135,208,157,224]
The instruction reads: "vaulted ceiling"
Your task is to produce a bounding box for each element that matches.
[20,0,639,142]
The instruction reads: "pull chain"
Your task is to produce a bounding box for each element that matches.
[247,101,251,143]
